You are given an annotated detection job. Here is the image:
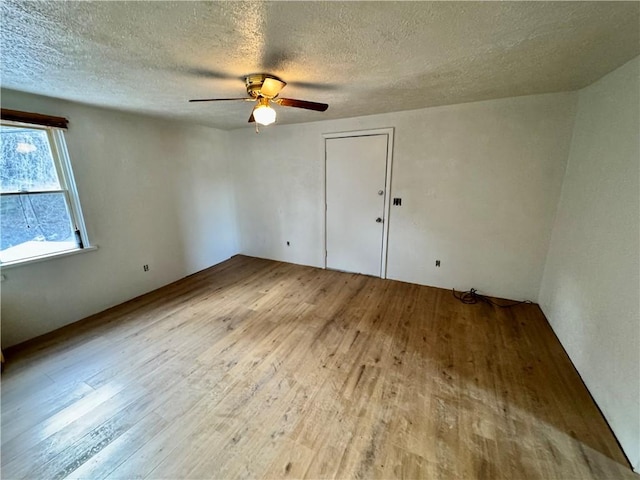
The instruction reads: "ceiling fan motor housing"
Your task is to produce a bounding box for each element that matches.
[245,74,285,98]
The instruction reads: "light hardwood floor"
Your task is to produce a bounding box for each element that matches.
[1,255,634,479]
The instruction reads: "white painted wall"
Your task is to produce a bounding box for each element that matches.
[230,92,577,301]
[0,89,239,348]
[539,57,640,471]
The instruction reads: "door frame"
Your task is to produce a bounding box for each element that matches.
[322,128,395,278]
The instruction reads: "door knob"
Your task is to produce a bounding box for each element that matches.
[378,190,384,195]
[376,217,383,223]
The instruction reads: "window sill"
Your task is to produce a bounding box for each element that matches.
[0,245,98,270]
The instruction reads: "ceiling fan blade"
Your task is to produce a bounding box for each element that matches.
[275,98,328,112]
[189,98,252,103]
[248,112,255,123]
[260,77,286,98]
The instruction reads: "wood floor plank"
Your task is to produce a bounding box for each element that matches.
[1,380,96,445]
[60,411,169,480]
[1,255,634,480]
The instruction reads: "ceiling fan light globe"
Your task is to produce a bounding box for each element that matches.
[253,105,276,126]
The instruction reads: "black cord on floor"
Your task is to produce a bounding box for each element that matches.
[452,288,533,308]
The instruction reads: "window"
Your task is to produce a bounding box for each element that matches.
[1,111,90,266]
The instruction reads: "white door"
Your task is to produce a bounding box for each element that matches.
[326,134,389,276]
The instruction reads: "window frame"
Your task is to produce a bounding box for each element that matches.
[0,119,94,268]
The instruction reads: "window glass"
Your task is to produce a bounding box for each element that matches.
[0,125,61,192]
[1,193,77,263]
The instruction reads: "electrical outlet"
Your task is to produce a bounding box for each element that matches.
[143,264,149,272]
[435,260,441,267]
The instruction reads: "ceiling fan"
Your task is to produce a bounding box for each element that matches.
[189,74,329,127]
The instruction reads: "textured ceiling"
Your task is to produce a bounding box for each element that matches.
[1,1,639,130]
